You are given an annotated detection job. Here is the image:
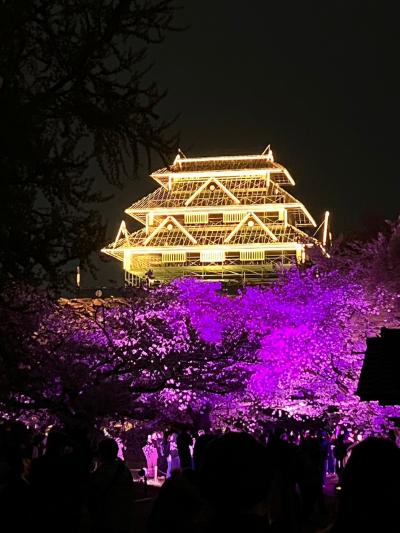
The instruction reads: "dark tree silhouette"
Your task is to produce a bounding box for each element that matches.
[0,0,179,287]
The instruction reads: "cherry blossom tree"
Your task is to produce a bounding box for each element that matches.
[1,218,399,433]
[0,283,257,428]
[237,218,400,431]
[163,218,400,432]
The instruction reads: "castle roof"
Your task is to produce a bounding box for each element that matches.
[102,149,327,281]
[151,154,295,187]
[125,178,315,226]
[104,222,315,259]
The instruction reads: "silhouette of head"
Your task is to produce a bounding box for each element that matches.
[200,432,270,513]
[46,430,67,456]
[192,434,215,472]
[98,437,119,463]
[337,437,400,530]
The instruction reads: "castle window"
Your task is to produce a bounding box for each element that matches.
[200,250,225,263]
[223,212,246,223]
[240,250,265,261]
[162,252,187,263]
[184,213,209,224]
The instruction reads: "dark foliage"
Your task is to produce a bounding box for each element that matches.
[0,0,179,287]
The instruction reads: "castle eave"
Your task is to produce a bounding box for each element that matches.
[102,148,327,283]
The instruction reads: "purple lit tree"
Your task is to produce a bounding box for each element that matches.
[1,219,399,433]
[0,283,257,428]
[238,218,400,431]
[165,218,400,432]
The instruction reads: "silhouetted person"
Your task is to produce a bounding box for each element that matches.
[198,432,272,532]
[192,434,215,472]
[298,433,326,524]
[159,467,208,530]
[0,422,33,533]
[31,433,44,459]
[142,434,158,480]
[166,433,180,477]
[147,434,215,533]
[267,428,301,532]
[148,468,204,532]
[177,428,193,470]
[31,428,87,532]
[156,431,168,477]
[333,437,400,532]
[333,432,349,479]
[89,437,134,533]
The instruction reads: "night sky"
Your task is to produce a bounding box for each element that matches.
[99,1,400,286]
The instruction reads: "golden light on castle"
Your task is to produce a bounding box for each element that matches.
[102,147,327,285]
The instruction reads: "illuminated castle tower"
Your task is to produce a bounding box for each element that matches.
[102,148,327,285]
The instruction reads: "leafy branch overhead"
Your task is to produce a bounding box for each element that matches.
[0,1,180,287]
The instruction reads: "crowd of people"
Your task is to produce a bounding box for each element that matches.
[0,421,134,533]
[147,427,400,532]
[141,429,195,481]
[1,419,400,533]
